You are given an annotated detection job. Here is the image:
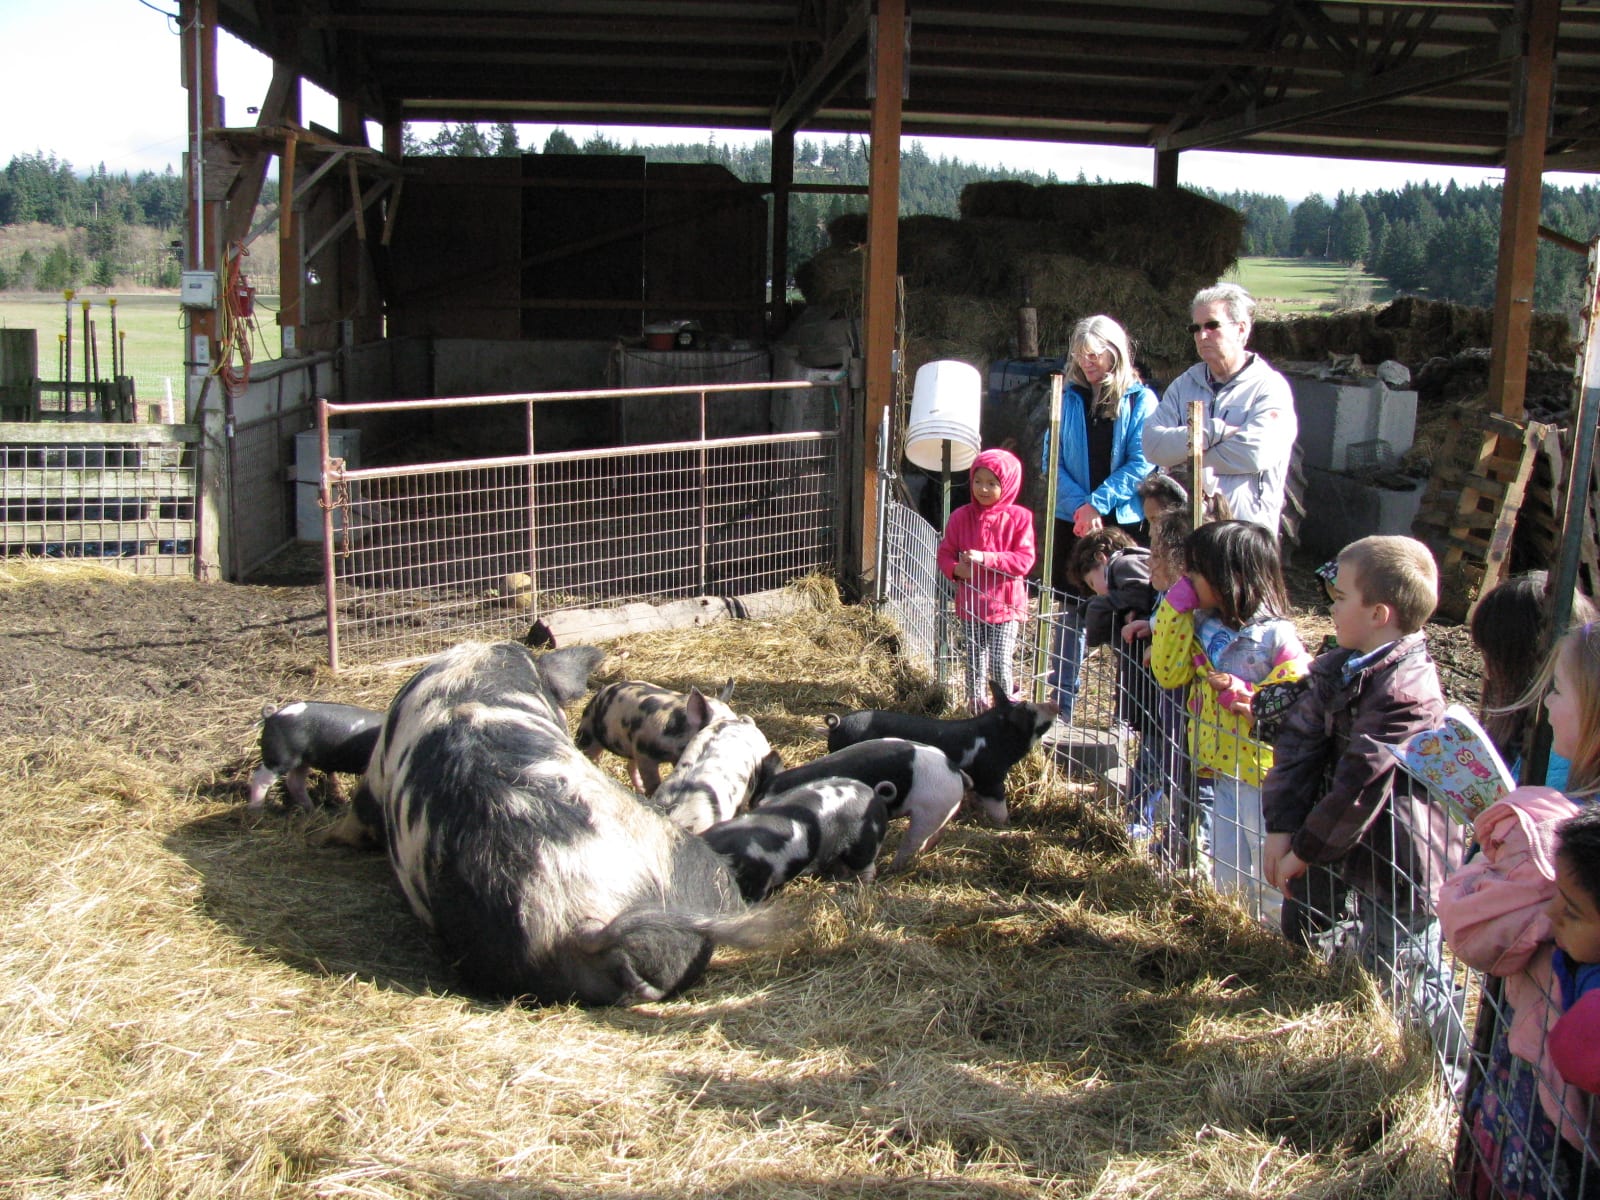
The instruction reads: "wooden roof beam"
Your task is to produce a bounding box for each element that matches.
[1157,26,1518,151]
[772,0,871,135]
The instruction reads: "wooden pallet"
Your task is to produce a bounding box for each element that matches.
[1411,405,1557,620]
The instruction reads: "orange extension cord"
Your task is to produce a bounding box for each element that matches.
[215,242,259,398]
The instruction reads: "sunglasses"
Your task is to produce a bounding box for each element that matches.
[1187,319,1226,335]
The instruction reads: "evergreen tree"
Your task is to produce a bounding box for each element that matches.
[1290,193,1333,256]
[493,123,521,157]
[1334,198,1370,265]
[542,128,580,155]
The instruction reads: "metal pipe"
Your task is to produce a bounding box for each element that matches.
[62,290,73,414]
[1031,372,1065,702]
[697,388,709,596]
[81,299,91,413]
[108,297,119,377]
[1527,234,1600,784]
[873,406,890,604]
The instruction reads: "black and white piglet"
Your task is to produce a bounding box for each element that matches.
[755,737,970,875]
[248,701,384,811]
[824,683,1058,828]
[702,777,894,901]
[576,679,735,794]
[650,715,783,835]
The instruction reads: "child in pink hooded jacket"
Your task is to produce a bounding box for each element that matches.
[1437,621,1600,1198]
[937,447,1036,715]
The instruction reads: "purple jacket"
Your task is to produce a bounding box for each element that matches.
[1261,632,1458,915]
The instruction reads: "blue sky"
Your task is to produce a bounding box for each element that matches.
[3,0,1593,203]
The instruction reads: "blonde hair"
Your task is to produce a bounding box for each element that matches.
[1525,623,1600,797]
[1337,535,1438,634]
[1067,314,1137,420]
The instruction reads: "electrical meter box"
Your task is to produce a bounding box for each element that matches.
[180,270,217,308]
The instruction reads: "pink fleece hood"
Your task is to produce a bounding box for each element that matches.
[972,447,1022,508]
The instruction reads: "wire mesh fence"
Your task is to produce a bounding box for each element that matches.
[876,490,1600,1199]
[321,382,846,671]
[0,426,197,575]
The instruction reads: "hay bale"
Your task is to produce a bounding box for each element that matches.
[796,181,1248,386]
[1254,296,1577,377]
[795,245,864,308]
[960,181,1244,283]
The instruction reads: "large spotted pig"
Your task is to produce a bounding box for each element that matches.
[755,738,970,875]
[702,778,894,901]
[351,641,780,1006]
[576,679,735,793]
[824,684,1058,828]
[249,701,384,811]
[650,715,783,835]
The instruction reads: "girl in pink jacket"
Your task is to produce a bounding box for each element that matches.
[936,448,1037,715]
[1437,620,1600,1198]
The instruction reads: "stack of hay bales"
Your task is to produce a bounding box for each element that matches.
[1251,295,1575,372]
[794,182,1246,384]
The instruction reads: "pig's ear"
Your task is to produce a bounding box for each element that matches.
[687,688,712,725]
[988,680,1011,709]
[718,677,736,702]
[537,644,605,706]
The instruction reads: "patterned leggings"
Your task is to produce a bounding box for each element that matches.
[961,617,1019,710]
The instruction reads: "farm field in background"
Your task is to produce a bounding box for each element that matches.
[1225,256,1395,318]
[0,292,280,420]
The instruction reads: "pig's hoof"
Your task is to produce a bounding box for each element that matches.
[976,799,1010,829]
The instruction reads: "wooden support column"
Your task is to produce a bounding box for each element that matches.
[278,78,303,356]
[1489,0,1559,417]
[181,0,224,581]
[769,125,795,338]
[181,0,220,383]
[1154,148,1180,191]
[858,0,906,587]
[382,105,403,160]
[1435,0,1559,605]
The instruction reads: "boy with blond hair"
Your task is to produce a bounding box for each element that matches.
[1262,535,1464,1071]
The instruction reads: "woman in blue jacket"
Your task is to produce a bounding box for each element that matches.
[1043,314,1157,721]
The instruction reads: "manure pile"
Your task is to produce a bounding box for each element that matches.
[795,181,1246,382]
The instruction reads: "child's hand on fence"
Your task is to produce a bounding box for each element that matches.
[1122,618,1152,643]
[1264,833,1305,891]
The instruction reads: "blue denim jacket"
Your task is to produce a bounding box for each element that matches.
[1040,380,1158,525]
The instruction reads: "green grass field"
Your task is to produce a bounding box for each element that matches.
[1225,257,1394,318]
[0,293,191,415]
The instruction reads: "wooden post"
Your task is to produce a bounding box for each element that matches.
[181,0,220,384]
[1488,0,1559,418]
[858,0,906,588]
[1154,148,1180,191]
[1439,0,1558,603]
[769,126,795,338]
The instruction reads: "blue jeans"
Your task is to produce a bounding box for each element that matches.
[1211,775,1276,922]
[1047,599,1086,722]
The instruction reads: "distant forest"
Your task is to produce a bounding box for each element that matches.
[4,124,1600,318]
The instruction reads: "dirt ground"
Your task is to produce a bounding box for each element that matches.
[0,548,1485,801]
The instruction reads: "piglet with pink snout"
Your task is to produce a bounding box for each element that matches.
[249,700,385,811]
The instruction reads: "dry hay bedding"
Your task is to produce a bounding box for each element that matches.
[0,561,1453,1198]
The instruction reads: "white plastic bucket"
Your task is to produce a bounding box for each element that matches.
[904,359,981,472]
